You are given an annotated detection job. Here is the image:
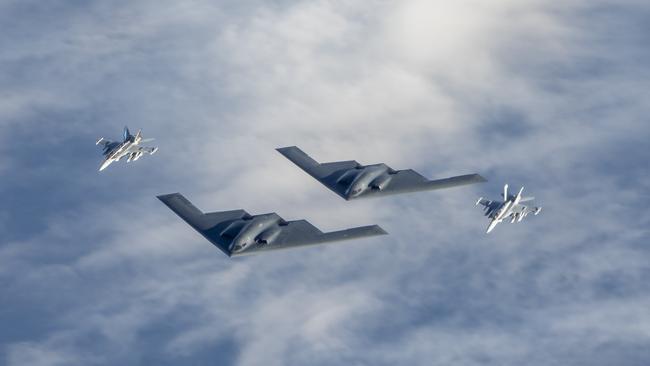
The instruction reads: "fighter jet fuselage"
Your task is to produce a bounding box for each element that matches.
[97,126,158,171]
[477,184,541,233]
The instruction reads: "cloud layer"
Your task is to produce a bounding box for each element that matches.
[1,1,649,365]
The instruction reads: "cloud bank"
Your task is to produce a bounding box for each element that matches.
[1,0,649,365]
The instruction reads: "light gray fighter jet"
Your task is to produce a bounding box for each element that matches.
[277,146,486,200]
[157,193,387,257]
[476,184,542,233]
[96,126,158,171]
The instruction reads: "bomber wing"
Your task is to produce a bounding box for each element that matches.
[157,193,387,257]
[362,169,485,198]
[277,146,485,200]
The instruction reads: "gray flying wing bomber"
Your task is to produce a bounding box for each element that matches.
[157,193,387,257]
[277,146,487,200]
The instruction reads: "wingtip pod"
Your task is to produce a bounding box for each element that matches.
[96,137,104,145]
[476,197,483,206]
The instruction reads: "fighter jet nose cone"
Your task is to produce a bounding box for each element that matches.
[99,160,112,171]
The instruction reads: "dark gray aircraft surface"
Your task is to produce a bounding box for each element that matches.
[277,146,486,200]
[158,193,387,257]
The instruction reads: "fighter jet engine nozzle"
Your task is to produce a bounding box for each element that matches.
[256,226,282,244]
[369,173,393,191]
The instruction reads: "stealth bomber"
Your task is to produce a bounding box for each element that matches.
[276,146,486,200]
[157,193,387,257]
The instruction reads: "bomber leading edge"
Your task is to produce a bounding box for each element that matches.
[276,146,487,200]
[476,184,542,233]
[96,126,158,171]
[157,193,388,257]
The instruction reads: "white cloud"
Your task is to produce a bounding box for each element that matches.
[1,0,649,365]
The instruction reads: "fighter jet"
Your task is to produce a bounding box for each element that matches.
[157,193,387,257]
[96,126,158,171]
[476,184,542,233]
[276,146,486,200]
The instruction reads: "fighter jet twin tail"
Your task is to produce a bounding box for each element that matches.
[97,128,543,257]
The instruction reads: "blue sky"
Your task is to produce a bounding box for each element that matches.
[1,0,649,365]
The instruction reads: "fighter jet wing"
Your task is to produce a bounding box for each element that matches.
[511,203,541,215]
[277,146,486,200]
[137,146,158,154]
[157,193,387,257]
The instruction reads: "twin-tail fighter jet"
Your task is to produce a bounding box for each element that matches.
[157,193,387,257]
[277,146,486,200]
[476,184,542,233]
[96,126,158,171]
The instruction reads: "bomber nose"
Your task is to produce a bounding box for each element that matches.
[346,186,363,198]
[229,238,248,254]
